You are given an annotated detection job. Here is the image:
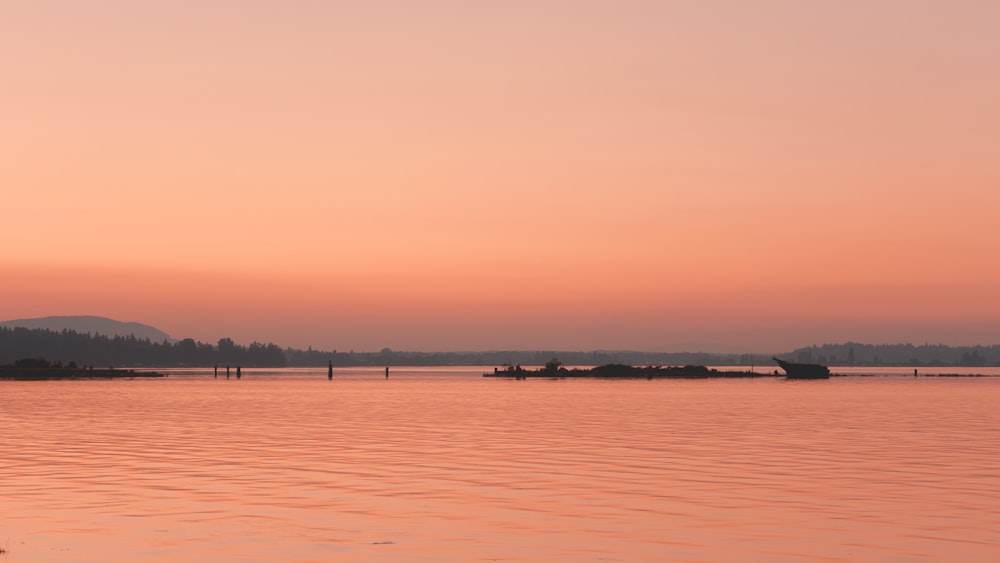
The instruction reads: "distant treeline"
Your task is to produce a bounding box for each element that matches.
[286,347,782,368]
[1,326,998,368]
[0,327,285,367]
[789,342,1000,367]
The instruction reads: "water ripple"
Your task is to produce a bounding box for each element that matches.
[2,376,999,561]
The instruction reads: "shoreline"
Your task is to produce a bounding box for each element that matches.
[0,368,167,380]
[484,364,770,379]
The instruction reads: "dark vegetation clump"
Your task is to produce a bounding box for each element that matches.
[10,357,53,369]
[488,360,734,379]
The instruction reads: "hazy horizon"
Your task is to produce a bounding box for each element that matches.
[3,2,997,353]
[4,314,999,358]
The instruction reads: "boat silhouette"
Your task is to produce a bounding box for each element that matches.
[773,357,830,379]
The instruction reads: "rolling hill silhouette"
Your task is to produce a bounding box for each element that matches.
[0,315,173,343]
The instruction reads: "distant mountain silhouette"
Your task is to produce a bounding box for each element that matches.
[0,315,173,343]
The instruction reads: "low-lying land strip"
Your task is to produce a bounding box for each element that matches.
[0,358,165,380]
[485,363,764,379]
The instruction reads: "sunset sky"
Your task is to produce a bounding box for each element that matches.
[2,1,998,352]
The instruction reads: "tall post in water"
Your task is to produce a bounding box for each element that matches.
[236,366,241,379]
[328,360,333,380]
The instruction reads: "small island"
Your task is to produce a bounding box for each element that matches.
[484,359,768,379]
[0,358,166,380]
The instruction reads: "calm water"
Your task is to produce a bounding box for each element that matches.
[2,368,999,561]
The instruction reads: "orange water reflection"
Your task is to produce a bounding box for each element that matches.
[2,372,999,561]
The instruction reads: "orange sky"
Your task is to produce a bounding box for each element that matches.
[2,1,998,351]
